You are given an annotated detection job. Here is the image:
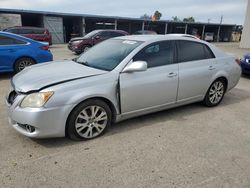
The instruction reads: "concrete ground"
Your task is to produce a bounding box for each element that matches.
[0,43,250,188]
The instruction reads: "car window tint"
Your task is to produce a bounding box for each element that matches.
[203,45,215,59]
[34,28,45,34]
[0,36,27,45]
[133,41,174,68]
[18,28,34,34]
[98,31,110,38]
[178,40,214,62]
[5,28,19,34]
[109,32,125,37]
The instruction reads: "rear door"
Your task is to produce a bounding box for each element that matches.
[0,35,27,72]
[176,40,216,102]
[120,40,179,114]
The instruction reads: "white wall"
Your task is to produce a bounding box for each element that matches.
[0,14,21,30]
[43,16,64,44]
[240,0,250,48]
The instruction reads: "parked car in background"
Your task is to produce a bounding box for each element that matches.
[0,32,53,73]
[204,32,214,42]
[241,53,250,75]
[68,29,128,54]
[6,35,241,140]
[4,26,52,45]
[134,30,157,35]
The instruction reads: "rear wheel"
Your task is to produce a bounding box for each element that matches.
[14,57,35,73]
[203,79,226,107]
[66,99,112,141]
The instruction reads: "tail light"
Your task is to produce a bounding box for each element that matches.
[235,58,241,65]
[40,45,49,51]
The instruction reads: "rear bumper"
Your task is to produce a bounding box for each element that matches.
[241,60,250,74]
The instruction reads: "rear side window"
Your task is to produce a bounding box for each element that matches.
[18,28,34,34]
[33,28,45,34]
[177,40,215,62]
[5,28,19,34]
[98,31,110,38]
[0,36,27,45]
[133,41,175,68]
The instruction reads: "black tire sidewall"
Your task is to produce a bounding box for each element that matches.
[14,57,35,73]
[204,79,226,107]
[66,99,112,141]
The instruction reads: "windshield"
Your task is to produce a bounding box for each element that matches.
[76,39,142,71]
[84,30,100,38]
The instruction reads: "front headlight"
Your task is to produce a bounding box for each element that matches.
[20,91,54,108]
[246,59,249,63]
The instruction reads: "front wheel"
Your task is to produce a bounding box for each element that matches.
[203,79,226,107]
[66,99,112,141]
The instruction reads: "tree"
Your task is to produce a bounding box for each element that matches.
[183,17,195,23]
[172,16,181,22]
[140,14,151,20]
[154,10,162,21]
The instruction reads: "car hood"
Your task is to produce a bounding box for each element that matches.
[12,60,107,93]
[70,37,84,42]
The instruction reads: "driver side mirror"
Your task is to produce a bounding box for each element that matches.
[123,61,147,73]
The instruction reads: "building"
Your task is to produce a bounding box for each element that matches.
[240,0,250,48]
[0,8,237,44]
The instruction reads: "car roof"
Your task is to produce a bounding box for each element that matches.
[5,26,46,30]
[116,34,201,42]
[0,31,42,44]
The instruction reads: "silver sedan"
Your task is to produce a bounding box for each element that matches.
[6,34,241,140]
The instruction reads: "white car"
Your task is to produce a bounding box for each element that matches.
[6,34,241,140]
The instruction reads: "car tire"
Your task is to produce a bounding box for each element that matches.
[66,99,112,141]
[203,78,226,107]
[14,57,35,73]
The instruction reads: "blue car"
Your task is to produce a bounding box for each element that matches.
[241,53,250,75]
[0,32,53,73]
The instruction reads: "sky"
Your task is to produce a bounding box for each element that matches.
[0,0,248,24]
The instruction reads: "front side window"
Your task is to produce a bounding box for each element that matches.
[109,32,125,37]
[76,39,142,71]
[133,41,175,68]
[177,40,214,62]
[0,36,27,45]
[98,31,110,38]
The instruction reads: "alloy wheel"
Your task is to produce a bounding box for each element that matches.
[75,105,108,139]
[208,81,224,105]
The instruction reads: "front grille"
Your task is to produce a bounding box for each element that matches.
[8,90,18,105]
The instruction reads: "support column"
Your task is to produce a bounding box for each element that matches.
[165,23,168,34]
[202,25,205,40]
[82,17,86,36]
[185,24,188,34]
[217,26,221,42]
[142,21,145,31]
[114,19,117,30]
[240,0,250,48]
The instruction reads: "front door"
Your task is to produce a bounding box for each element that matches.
[120,40,179,114]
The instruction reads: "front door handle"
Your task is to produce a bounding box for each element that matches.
[168,72,177,78]
[209,66,216,70]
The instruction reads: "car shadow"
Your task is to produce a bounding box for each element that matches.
[0,73,14,80]
[31,87,250,148]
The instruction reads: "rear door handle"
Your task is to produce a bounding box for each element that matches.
[209,66,216,70]
[168,72,177,78]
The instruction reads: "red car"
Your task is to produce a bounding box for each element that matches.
[4,26,52,45]
[68,30,128,54]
